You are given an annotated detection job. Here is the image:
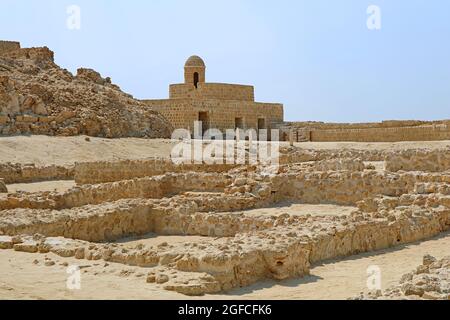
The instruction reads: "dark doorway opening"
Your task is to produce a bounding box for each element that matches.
[235,117,244,129]
[257,118,266,131]
[193,72,199,88]
[198,112,209,135]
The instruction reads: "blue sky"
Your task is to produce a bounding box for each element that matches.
[1,0,449,122]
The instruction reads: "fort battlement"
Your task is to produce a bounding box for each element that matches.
[169,82,255,101]
[0,41,21,54]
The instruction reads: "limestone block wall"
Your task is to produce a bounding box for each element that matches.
[0,163,74,184]
[0,41,20,54]
[74,159,238,184]
[144,98,283,134]
[0,173,232,211]
[279,148,387,164]
[288,120,449,130]
[272,171,449,206]
[281,120,450,142]
[169,83,255,101]
[385,149,450,172]
[309,124,450,142]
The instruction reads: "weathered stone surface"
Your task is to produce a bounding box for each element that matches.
[1,147,450,296]
[0,178,7,193]
[0,45,172,138]
[385,149,450,172]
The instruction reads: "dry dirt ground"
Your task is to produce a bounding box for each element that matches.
[1,135,450,166]
[1,136,450,300]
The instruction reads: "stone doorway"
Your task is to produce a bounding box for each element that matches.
[258,118,266,131]
[198,112,209,135]
[235,117,244,130]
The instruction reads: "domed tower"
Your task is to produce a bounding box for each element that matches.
[184,55,205,88]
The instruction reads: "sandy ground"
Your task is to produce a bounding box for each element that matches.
[0,136,177,166]
[1,135,450,166]
[0,231,448,300]
[6,180,76,193]
[114,234,215,248]
[230,202,357,217]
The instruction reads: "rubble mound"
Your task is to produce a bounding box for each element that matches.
[0,45,172,138]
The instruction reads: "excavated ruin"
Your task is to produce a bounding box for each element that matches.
[0,147,449,296]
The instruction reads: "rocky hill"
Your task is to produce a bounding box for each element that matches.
[0,43,172,138]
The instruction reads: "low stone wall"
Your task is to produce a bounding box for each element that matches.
[310,124,450,142]
[0,163,74,184]
[74,159,238,184]
[297,158,366,172]
[385,149,450,172]
[0,173,232,210]
[280,148,387,163]
[273,171,450,206]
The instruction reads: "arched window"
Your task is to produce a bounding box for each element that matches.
[193,72,199,88]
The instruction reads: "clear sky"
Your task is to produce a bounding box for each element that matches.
[1,0,449,122]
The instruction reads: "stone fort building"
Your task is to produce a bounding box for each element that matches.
[143,56,284,135]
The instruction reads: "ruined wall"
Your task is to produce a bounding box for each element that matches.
[169,83,255,101]
[144,98,283,134]
[281,120,450,143]
[0,163,73,184]
[279,148,387,163]
[287,120,449,130]
[74,159,238,184]
[0,41,20,55]
[272,171,448,206]
[0,173,231,211]
[385,149,450,172]
[309,124,450,142]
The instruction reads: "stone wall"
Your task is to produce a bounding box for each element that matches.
[169,83,255,101]
[288,120,449,130]
[0,41,20,55]
[74,159,238,184]
[0,172,231,210]
[0,163,74,184]
[280,120,450,143]
[385,149,450,172]
[310,124,450,142]
[144,98,283,134]
[272,171,449,206]
[279,148,387,163]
